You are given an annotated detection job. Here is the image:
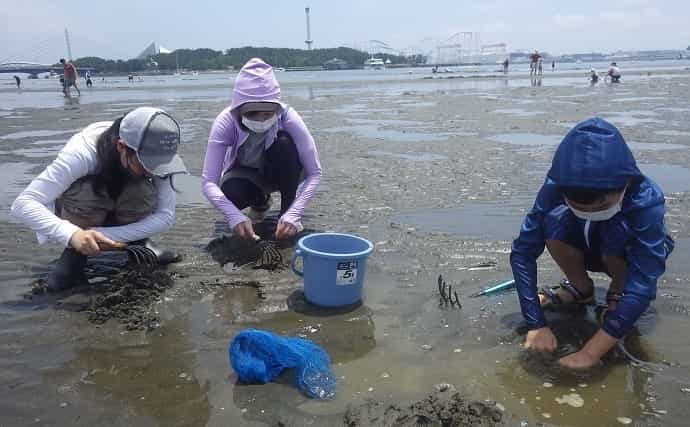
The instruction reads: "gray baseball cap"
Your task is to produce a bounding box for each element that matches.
[120,107,188,177]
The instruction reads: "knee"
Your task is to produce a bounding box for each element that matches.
[271,132,298,156]
[545,239,584,258]
[221,179,247,201]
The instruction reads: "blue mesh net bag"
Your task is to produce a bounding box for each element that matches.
[229,328,336,400]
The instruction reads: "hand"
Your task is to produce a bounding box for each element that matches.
[275,220,297,240]
[558,350,600,369]
[524,327,558,352]
[69,229,119,256]
[98,240,128,251]
[234,220,259,241]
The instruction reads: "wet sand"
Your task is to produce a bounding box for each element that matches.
[2,69,690,426]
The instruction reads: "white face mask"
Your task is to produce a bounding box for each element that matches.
[242,114,277,133]
[566,189,626,222]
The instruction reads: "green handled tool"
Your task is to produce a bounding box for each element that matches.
[469,279,516,298]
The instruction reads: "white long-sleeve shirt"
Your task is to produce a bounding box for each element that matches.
[10,122,176,247]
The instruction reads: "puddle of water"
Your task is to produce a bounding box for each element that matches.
[32,139,66,146]
[487,133,686,151]
[611,96,666,102]
[0,162,34,221]
[323,123,451,142]
[395,162,690,239]
[657,107,690,113]
[396,101,437,108]
[0,146,61,158]
[492,108,546,117]
[487,133,562,146]
[553,122,578,129]
[328,104,389,115]
[394,198,529,240]
[601,111,665,127]
[103,107,132,113]
[367,150,447,162]
[173,174,210,208]
[347,118,420,126]
[655,130,690,137]
[640,163,690,194]
[0,129,81,140]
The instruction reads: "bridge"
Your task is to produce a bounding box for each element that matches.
[0,62,94,79]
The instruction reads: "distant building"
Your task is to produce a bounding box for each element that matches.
[137,42,171,59]
[323,58,350,70]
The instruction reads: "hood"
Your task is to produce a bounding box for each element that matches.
[548,117,641,189]
[231,58,286,113]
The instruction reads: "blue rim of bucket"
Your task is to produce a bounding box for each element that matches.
[297,233,374,259]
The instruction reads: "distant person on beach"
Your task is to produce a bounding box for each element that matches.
[85,71,93,88]
[59,58,80,97]
[11,107,188,292]
[503,58,509,73]
[511,117,674,369]
[606,62,621,83]
[14,75,21,88]
[530,51,541,76]
[202,58,322,241]
[589,68,600,84]
[552,60,555,72]
[537,57,543,75]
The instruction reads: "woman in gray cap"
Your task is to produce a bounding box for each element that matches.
[11,107,188,291]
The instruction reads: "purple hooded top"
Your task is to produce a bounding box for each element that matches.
[202,58,322,229]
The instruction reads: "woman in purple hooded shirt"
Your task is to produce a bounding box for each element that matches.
[202,58,322,240]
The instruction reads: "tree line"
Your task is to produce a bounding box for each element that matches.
[71,47,426,73]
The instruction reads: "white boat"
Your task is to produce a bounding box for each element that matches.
[363,57,385,70]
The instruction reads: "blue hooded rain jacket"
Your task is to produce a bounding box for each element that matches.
[510,117,674,339]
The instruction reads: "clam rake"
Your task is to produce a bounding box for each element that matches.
[98,241,163,267]
[253,236,283,269]
[437,275,462,308]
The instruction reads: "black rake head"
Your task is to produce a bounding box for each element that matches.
[125,245,159,267]
[437,274,462,308]
[254,240,284,269]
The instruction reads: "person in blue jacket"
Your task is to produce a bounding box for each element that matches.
[510,117,674,369]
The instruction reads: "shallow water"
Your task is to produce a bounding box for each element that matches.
[2,66,690,426]
[367,150,448,162]
[487,132,687,151]
[394,198,529,240]
[323,121,452,142]
[0,128,81,140]
[492,108,547,117]
[640,164,690,193]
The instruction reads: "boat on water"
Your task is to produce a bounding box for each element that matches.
[363,57,385,70]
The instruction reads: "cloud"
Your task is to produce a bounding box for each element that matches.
[552,13,588,29]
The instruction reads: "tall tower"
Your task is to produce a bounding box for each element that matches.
[64,28,73,60]
[304,7,313,50]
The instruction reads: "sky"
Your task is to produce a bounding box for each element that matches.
[1,0,689,63]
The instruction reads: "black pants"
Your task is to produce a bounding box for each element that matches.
[221,131,303,214]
